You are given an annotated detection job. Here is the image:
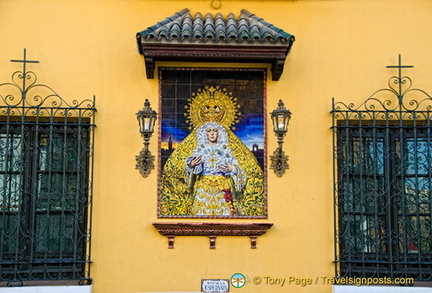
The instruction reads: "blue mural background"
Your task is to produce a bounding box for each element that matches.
[159,68,266,170]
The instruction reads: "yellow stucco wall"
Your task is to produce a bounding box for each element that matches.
[1,0,432,292]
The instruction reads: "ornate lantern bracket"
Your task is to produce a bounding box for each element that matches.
[135,99,157,178]
[270,99,292,177]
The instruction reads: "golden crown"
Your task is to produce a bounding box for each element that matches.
[185,86,241,129]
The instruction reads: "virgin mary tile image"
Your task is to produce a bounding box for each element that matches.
[158,69,266,218]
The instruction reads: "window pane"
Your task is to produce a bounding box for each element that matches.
[36,132,81,211]
[34,213,75,253]
[341,177,386,213]
[0,215,19,253]
[0,134,23,211]
[397,216,431,254]
[37,174,78,210]
[403,138,431,176]
[402,177,430,214]
[397,136,432,255]
[343,214,386,253]
[343,136,384,175]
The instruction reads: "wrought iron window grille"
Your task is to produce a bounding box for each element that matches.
[0,49,96,286]
[332,56,432,281]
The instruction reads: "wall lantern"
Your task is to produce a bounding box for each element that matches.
[270,99,292,177]
[135,99,157,178]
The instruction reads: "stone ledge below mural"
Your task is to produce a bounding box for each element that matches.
[153,222,273,249]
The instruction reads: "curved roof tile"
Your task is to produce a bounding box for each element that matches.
[137,8,294,45]
[136,9,295,81]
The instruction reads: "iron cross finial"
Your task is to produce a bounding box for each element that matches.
[386,54,413,79]
[9,48,40,96]
[10,48,39,75]
[386,55,414,99]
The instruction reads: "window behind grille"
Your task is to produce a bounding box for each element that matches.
[0,120,93,284]
[335,122,432,280]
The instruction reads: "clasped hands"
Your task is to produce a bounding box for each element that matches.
[189,156,233,173]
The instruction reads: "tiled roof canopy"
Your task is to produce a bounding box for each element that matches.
[136,9,295,80]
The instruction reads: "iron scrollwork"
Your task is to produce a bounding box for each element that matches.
[332,55,432,281]
[0,49,96,285]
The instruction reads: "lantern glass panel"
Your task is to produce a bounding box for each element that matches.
[277,114,287,132]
